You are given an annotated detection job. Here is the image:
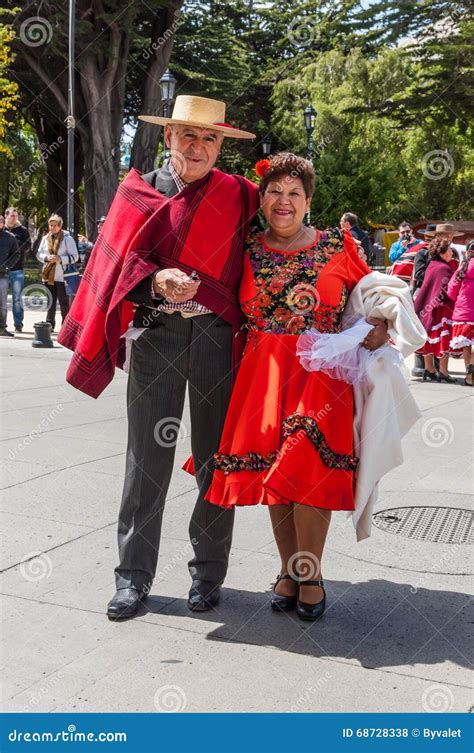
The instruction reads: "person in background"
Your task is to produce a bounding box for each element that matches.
[36,214,79,332]
[389,222,418,263]
[447,242,474,386]
[78,216,106,272]
[0,215,20,338]
[340,212,373,265]
[414,236,457,383]
[5,207,30,333]
[413,223,462,292]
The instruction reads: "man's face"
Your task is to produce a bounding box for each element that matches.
[165,125,224,183]
[399,225,411,239]
[340,217,351,231]
[6,210,18,226]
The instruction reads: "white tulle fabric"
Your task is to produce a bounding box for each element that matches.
[296,272,427,542]
[296,320,404,385]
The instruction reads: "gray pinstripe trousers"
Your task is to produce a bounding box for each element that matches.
[115,312,235,591]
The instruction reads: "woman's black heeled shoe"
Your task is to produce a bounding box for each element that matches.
[422,369,439,382]
[271,573,298,612]
[437,371,457,383]
[464,364,474,386]
[296,579,326,621]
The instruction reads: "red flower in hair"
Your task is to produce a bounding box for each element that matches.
[255,159,271,178]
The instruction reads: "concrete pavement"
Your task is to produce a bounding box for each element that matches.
[1,308,472,714]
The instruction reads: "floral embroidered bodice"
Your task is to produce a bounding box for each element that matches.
[240,227,352,336]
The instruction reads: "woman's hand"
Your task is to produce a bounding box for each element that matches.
[362,317,390,350]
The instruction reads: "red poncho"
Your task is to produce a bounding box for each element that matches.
[58,167,258,398]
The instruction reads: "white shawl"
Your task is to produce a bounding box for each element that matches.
[342,272,427,540]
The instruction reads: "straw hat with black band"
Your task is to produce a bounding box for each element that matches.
[422,223,463,239]
[139,95,255,140]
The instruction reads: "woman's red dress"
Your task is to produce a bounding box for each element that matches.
[200,228,371,511]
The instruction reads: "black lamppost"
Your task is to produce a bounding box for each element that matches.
[304,104,316,160]
[66,0,76,237]
[303,105,316,224]
[262,134,272,157]
[159,69,177,160]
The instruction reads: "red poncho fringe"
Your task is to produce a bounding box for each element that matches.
[58,168,258,398]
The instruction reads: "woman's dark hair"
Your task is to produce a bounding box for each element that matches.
[259,152,315,199]
[456,242,474,281]
[428,236,451,261]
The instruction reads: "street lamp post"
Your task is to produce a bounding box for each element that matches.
[159,69,177,161]
[303,104,316,225]
[261,134,272,157]
[66,0,76,237]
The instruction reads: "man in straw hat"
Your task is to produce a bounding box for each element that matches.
[58,95,259,620]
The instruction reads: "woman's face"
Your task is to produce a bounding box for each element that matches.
[261,176,310,235]
[440,247,454,263]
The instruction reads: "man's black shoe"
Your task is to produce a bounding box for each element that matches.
[106,587,147,621]
[187,581,221,612]
[14,325,23,333]
[0,329,14,337]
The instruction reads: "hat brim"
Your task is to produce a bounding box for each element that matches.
[138,115,255,140]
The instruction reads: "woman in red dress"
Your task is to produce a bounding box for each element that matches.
[202,153,389,620]
[414,237,457,383]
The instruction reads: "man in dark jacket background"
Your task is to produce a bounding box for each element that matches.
[0,215,20,337]
[340,212,374,265]
[5,207,30,333]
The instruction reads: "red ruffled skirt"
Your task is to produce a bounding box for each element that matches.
[450,322,474,354]
[193,331,358,511]
[417,304,453,357]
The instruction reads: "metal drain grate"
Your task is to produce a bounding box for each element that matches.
[372,506,473,544]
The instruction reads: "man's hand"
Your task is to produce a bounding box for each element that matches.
[362,317,390,351]
[353,239,367,263]
[153,268,200,303]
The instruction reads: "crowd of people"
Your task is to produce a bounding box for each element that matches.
[388,222,474,386]
[0,208,104,337]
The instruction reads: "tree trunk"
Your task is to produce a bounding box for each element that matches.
[32,111,83,236]
[130,3,184,172]
[78,25,130,239]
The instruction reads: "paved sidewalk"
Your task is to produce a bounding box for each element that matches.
[1,309,472,714]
